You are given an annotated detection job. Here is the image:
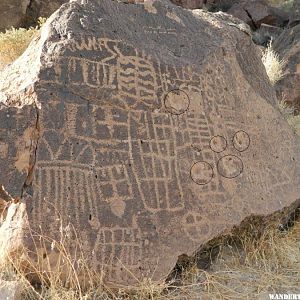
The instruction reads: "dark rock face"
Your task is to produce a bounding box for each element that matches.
[227,0,289,29]
[0,0,300,286]
[0,0,29,31]
[289,0,300,28]
[169,0,238,11]
[25,0,67,27]
[253,23,283,46]
[170,0,204,9]
[0,0,67,31]
[0,105,37,199]
[274,24,300,110]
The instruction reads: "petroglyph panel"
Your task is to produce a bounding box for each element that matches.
[31,35,265,284]
[93,226,143,280]
[2,0,300,287]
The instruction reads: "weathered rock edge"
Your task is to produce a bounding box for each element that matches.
[0,0,300,287]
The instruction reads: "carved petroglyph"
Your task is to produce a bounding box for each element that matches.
[209,135,227,153]
[1,0,300,287]
[183,212,209,241]
[217,155,244,179]
[188,130,251,184]
[34,162,133,222]
[164,89,190,115]
[190,161,214,185]
[0,142,8,159]
[35,33,255,279]
[93,226,142,277]
[143,0,158,14]
[233,130,250,152]
[18,29,284,284]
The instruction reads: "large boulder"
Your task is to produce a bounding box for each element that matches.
[0,0,300,286]
[273,24,300,111]
[0,0,67,31]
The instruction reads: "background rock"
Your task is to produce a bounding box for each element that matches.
[169,0,238,11]
[0,0,30,31]
[0,0,300,287]
[0,280,22,300]
[170,0,204,9]
[289,0,300,28]
[24,0,68,28]
[252,23,283,46]
[273,24,300,111]
[227,0,289,29]
[0,0,67,31]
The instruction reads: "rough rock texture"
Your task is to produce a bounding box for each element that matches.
[0,280,22,300]
[169,0,238,10]
[208,0,238,11]
[0,0,300,286]
[252,23,283,46]
[273,24,300,110]
[227,0,289,29]
[289,0,300,28]
[25,0,68,27]
[0,0,29,31]
[0,0,67,31]
[170,0,204,9]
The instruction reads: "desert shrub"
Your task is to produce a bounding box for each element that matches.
[262,42,285,85]
[1,216,299,299]
[0,17,46,70]
[278,100,300,135]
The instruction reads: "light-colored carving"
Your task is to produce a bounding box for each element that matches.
[217,155,244,178]
[0,142,8,159]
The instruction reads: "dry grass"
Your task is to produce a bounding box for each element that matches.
[279,100,300,136]
[0,18,46,70]
[267,0,294,11]
[262,42,286,85]
[1,213,300,299]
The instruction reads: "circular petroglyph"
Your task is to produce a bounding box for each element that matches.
[217,155,243,178]
[210,135,227,153]
[190,161,214,185]
[233,130,250,152]
[164,89,190,115]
